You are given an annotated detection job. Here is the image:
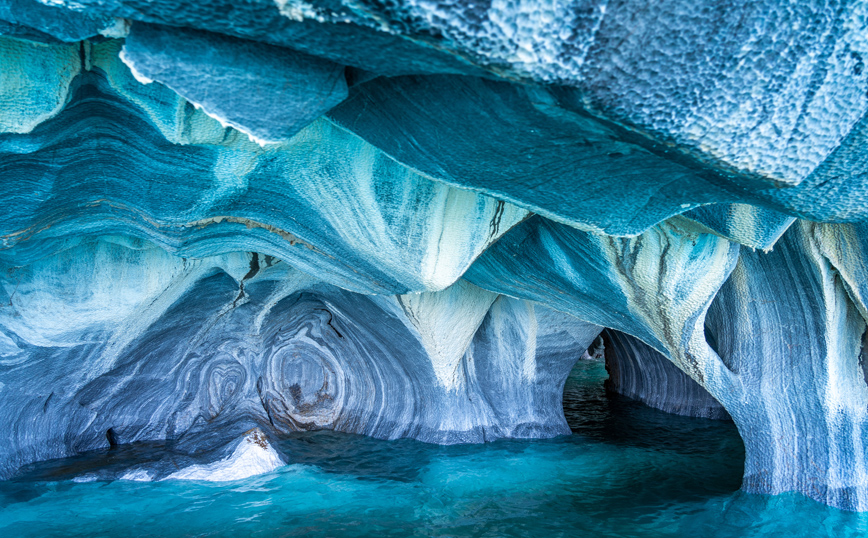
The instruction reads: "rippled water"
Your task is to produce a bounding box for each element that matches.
[2,360,867,537]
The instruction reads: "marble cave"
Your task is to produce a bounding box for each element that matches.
[0,1,868,536]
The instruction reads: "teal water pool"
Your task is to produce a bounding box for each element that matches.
[1,360,865,537]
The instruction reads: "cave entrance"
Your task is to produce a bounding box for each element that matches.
[560,329,745,501]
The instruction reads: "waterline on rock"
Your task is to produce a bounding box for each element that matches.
[2,360,865,537]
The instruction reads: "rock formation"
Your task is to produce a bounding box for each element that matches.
[1,0,867,511]
[602,329,731,421]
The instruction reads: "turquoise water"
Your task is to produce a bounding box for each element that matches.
[2,360,867,537]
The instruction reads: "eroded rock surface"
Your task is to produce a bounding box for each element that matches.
[0,238,599,478]
[602,329,731,421]
[1,0,868,512]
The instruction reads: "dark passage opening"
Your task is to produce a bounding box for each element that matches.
[561,353,745,509]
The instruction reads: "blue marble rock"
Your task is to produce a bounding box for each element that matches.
[0,37,527,294]
[704,221,868,511]
[1,0,868,514]
[465,215,740,386]
[603,329,731,421]
[0,0,115,42]
[0,237,600,478]
[122,22,348,143]
[24,0,868,191]
[327,75,734,237]
[466,214,868,510]
[0,37,81,134]
[328,74,868,237]
[10,0,490,77]
[677,204,796,251]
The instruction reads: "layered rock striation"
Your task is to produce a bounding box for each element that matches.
[602,329,731,421]
[0,237,600,479]
[1,0,867,511]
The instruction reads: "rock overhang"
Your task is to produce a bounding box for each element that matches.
[0,0,867,512]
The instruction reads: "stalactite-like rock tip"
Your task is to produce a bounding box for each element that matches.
[1,0,868,513]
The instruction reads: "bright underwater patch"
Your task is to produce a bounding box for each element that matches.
[1,361,865,538]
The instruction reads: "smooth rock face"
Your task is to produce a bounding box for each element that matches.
[327,75,734,237]
[704,222,868,511]
[603,329,731,421]
[328,74,868,236]
[122,22,348,143]
[465,215,740,387]
[1,0,868,514]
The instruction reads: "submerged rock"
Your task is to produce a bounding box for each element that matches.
[164,429,285,482]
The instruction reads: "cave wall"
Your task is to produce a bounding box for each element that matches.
[602,329,731,421]
[0,237,599,478]
[1,0,868,511]
[704,221,868,511]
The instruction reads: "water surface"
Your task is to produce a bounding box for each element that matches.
[2,360,866,537]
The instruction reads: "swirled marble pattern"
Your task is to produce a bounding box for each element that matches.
[0,37,527,294]
[0,237,600,478]
[2,0,868,513]
[465,215,740,387]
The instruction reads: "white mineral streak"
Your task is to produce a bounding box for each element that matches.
[281,120,529,292]
[99,17,131,39]
[592,220,738,392]
[119,469,153,482]
[0,331,19,361]
[419,188,525,290]
[189,102,274,147]
[396,280,498,390]
[251,268,323,335]
[480,298,539,384]
[520,302,539,382]
[274,0,323,23]
[806,223,868,508]
[0,240,244,350]
[812,222,868,321]
[117,49,154,85]
[1,239,186,348]
[98,251,254,373]
[165,430,284,482]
